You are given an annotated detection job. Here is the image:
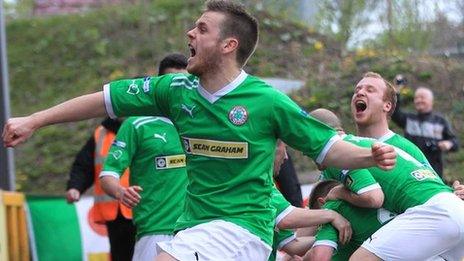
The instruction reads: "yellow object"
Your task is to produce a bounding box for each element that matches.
[88,252,109,261]
[1,191,29,261]
[0,191,8,261]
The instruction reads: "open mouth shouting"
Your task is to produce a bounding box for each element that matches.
[188,44,196,59]
[355,100,367,113]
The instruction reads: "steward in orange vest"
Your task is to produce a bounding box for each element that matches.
[93,124,132,222]
[65,117,136,261]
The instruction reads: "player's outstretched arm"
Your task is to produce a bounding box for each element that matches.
[3,92,106,147]
[322,140,396,170]
[278,208,352,245]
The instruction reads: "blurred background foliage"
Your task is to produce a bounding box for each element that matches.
[4,0,464,193]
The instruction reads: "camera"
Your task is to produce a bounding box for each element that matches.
[394,74,407,86]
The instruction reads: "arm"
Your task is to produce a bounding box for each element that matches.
[391,92,407,128]
[278,208,352,245]
[3,92,106,147]
[274,140,288,177]
[100,118,142,208]
[322,141,396,171]
[282,236,315,257]
[100,176,142,208]
[296,226,318,237]
[438,117,459,152]
[326,185,384,208]
[302,245,334,261]
[271,92,395,171]
[65,137,95,203]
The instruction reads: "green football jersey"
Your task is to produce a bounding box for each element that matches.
[271,186,294,224]
[314,200,396,260]
[101,116,188,239]
[269,229,295,261]
[269,187,295,261]
[379,130,431,168]
[103,71,338,245]
[323,134,452,214]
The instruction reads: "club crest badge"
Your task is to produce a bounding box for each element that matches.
[229,106,248,126]
[126,80,140,95]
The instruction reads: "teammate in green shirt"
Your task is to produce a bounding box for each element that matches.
[312,100,464,260]
[3,2,397,260]
[302,180,396,261]
[268,185,349,261]
[99,54,189,261]
[101,116,187,260]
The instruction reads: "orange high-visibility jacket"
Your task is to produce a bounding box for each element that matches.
[93,125,132,223]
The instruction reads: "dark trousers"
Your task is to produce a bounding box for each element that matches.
[106,211,136,261]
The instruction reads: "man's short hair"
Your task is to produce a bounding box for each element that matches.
[158,53,188,75]
[363,72,397,116]
[205,0,259,67]
[308,180,339,209]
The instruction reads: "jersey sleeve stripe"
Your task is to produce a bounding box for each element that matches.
[315,135,341,164]
[103,84,116,119]
[132,117,156,125]
[357,183,381,194]
[313,240,338,250]
[275,205,295,227]
[277,234,296,250]
[99,171,121,179]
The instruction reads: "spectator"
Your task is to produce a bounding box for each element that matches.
[274,151,303,207]
[392,80,459,178]
[65,117,136,261]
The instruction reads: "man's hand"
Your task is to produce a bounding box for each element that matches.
[65,188,81,203]
[438,140,453,152]
[324,184,344,201]
[453,180,464,200]
[116,186,143,208]
[328,210,352,245]
[371,143,396,170]
[274,141,288,177]
[2,116,37,147]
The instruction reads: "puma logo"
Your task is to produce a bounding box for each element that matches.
[181,104,196,118]
[154,133,167,143]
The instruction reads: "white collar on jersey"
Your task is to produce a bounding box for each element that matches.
[198,70,248,104]
[377,129,395,142]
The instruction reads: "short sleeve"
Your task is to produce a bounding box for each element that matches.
[103,75,175,119]
[100,119,137,178]
[271,91,339,163]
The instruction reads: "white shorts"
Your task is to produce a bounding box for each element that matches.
[361,192,464,261]
[156,220,272,261]
[132,234,173,261]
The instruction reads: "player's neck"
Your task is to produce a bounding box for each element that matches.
[356,120,389,139]
[199,63,241,94]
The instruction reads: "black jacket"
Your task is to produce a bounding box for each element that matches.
[66,118,122,193]
[392,94,459,177]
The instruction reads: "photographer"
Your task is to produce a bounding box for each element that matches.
[391,75,459,178]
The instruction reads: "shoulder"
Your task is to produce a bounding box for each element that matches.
[431,112,450,123]
[129,116,174,128]
[243,74,285,96]
[168,73,199,89]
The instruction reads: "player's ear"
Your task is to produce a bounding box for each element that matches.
[222,37,238,54]
[317,197,325,206]
[383,101,392,114]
